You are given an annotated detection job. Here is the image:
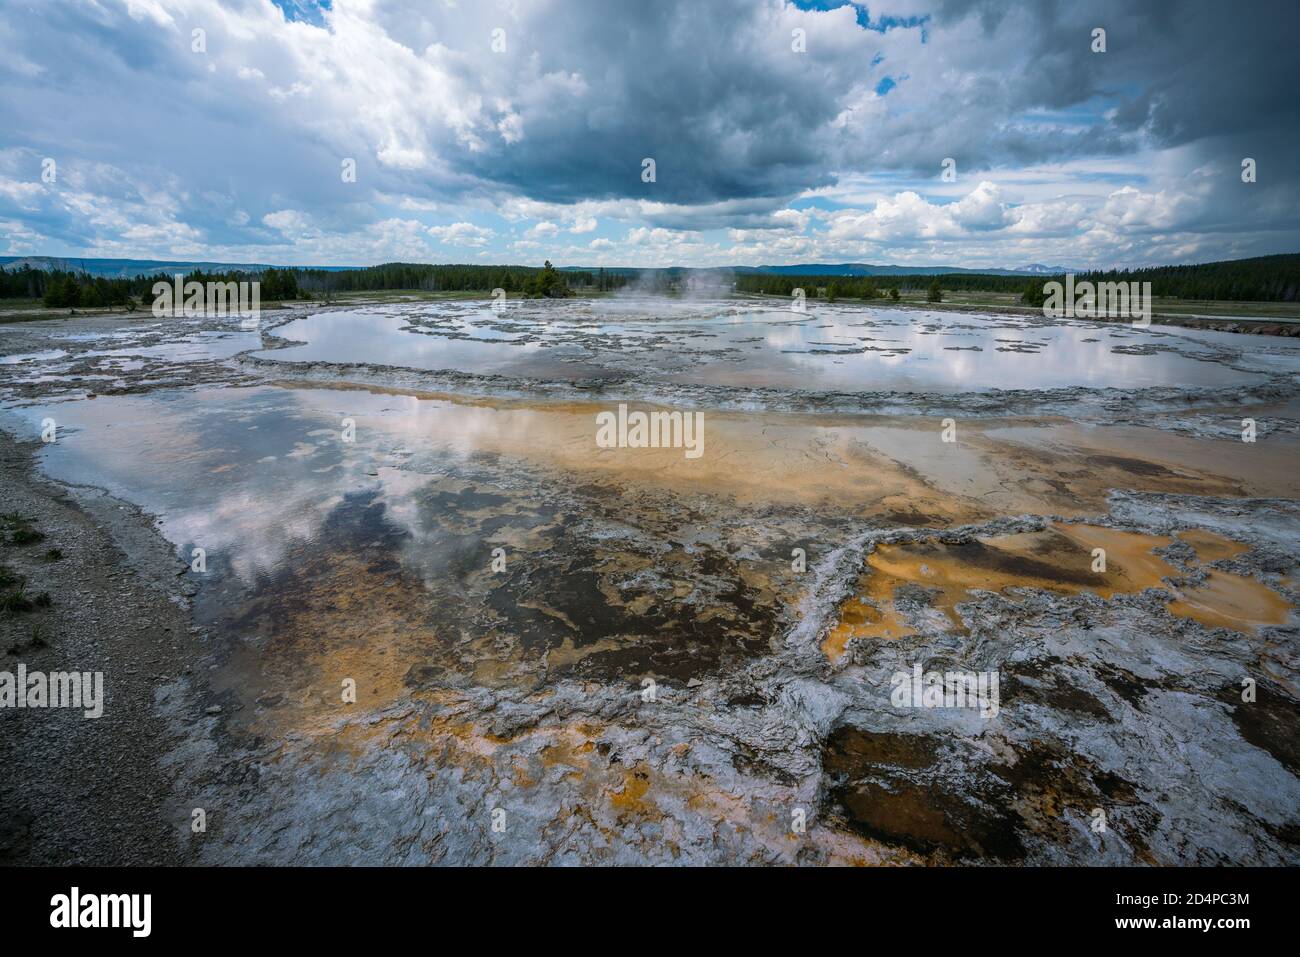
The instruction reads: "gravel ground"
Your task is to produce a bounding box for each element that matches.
[0,433,202,865]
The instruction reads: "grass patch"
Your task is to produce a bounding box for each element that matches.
[6,623,51,656]
[9,527,45,546]
[0,512,46,547]
[0,564,22,589]
[0,584,50,616]
[1,586,34,616]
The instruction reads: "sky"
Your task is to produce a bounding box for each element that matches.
[0,0,1297,270]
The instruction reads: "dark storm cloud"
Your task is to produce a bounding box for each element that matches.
[385,0,1299,204]
[0,0,1296,264]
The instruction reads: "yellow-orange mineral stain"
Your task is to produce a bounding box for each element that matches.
[823,525,1291,661]
[1176,528,1251,564]
[1168,570,1292,632]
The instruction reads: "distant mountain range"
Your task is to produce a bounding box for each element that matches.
[563,263,1070,277]
[2,256,1069,279]
[732,262,1070,277]
[0,256,357,278]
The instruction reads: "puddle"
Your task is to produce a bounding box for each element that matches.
[0,349,68,364]
[984,423,1300,502]
[259,311,608,381]
[823,524,1292,659]
[1167,568,1293,632]
[83,329,262,363]
[1177,528,1252,563]
[252,299,1288,393]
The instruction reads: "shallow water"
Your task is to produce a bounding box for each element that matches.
[0,384,833,699]
[255,298,1296,392]
[0,349,68,364]
[3,298,1298,865]
[0,384,957,606]
[83,328,263,363]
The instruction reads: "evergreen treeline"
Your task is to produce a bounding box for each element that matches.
[1072,254,1300,302]
[138,267,301,307]
[0,265,301,308]
[734,272,1014,297]
[6,253,1296,307]
[735,254,1300,303]
[0,261,631,306]
[295,261,627,296]
[735,274,900,300]
[0,265,143,307]
[36,271,138,309]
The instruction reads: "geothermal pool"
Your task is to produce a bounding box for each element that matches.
[1,297,1297,865]
[255,298,1292,391]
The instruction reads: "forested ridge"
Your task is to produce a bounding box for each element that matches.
[734,254,1300,303]
[1071,254,1300,302]
[3,253,1296,306]
[0,260,627,306]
